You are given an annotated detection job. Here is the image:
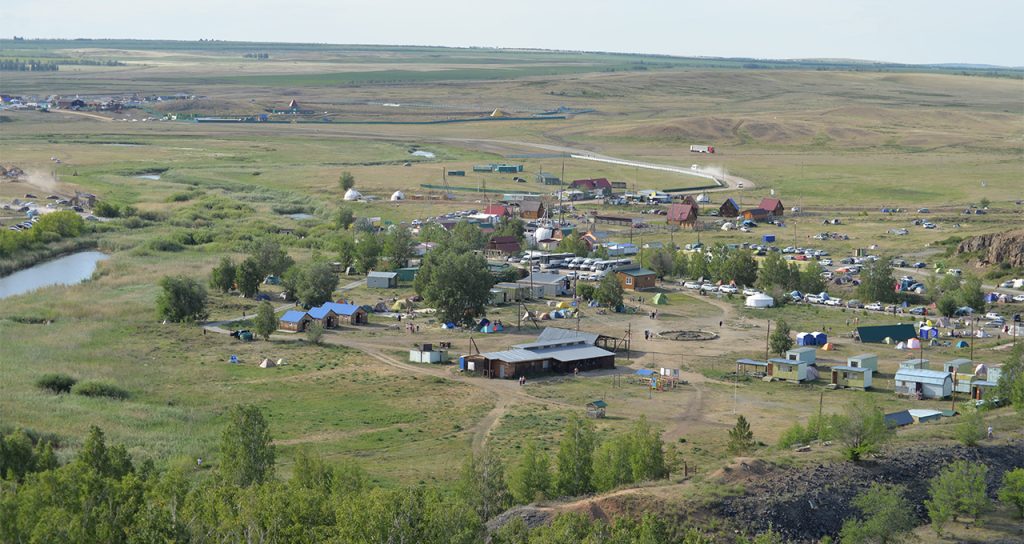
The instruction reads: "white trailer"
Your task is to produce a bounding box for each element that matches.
[689,144,715,154]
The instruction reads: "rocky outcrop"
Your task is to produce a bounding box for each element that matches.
[956,229,1024,268]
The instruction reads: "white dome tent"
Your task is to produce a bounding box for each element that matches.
[390,190,405,201]
[343,188,362,201]
[745,293,775,308]
[533,227,553,243]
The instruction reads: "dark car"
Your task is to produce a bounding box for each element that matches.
[912,262,927,268]
[909,307,927,315]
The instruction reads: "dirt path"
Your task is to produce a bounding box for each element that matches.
[50,109,112,122]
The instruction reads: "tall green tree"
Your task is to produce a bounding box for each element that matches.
[996,345,1024,413]
[726,249,759,288]
[508,441,551,504]
[156,275,208,322]
[449,221,487,253]
[756,251,791,290]
[335,207,356,230]
[592,436,632,492]
[798,261,826,294]
[627,415,666,483]
[218,405,275,487]
[457,447,510,522]
[858,259,897,303]
[249,240,294,278]
[688,250,710,280]
[253,301,276,340]
[837,397,891,461]
[557,232,589,257]
[727,415,755,455]
[954,408,985,447]
[554,414,596,497]
[839,483,916,544]
[646,248,676,279]
[209,256,236,293]
[769,319,793,356]
[355,234,381,274]
[414,249,493,324]
[284,261,338,308]
[383,226,414,270]
[958,275,986,312]
[234,257,262,298]
[492,217,526,244]
[926,460,990,532]
[339,171,356,191]
[595,272,624,309]
[998,468,1024,519]
[305,321,325,345]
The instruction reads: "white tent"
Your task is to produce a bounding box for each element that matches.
[906,338,921,349]
[721,222,735,231]
[390,190,405,201]
[343,188,362,201]
[696,193,711,203]
[745,293,775,308]
[259,358,276,368]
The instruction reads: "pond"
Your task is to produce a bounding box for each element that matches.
[287,213,315,220]
[0,251,109,299]
[410,150,435,158]
[135,174,161,180]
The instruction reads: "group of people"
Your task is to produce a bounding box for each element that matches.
[405,322,419,333]
[518,375,527,385]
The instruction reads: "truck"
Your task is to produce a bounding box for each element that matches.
[689,144,715,154]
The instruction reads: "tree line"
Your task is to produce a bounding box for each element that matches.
[0,59,59,71]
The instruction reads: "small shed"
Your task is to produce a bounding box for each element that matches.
[409,343,448,364]
[617,268,657,291]
[811,331,828,345]
[847,353,879,372]
[942,358,973,374]
[786,347,817,364]
[831,366,872,390]
[970,380,998,401]
[899,358,930,370]
[367,271,399,289]
[586,400,608,419]
[908,409,943,424]
[279,310,311,332]
[769,358,811,382]
[395,267,419,282]
[894,368,952,399]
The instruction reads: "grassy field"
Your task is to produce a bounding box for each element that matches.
[1,41,1022,539]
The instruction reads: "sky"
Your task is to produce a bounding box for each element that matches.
[3,0,1022,66]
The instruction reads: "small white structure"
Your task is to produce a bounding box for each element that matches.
[721,222,735,231]
[847,353,879,372]
[533,227,554,244]
[696,193,711,204]
[410,343,448,364]
[745,293,775,308]
[660,368,681,378]
[390,190,405,201]
[343,188,362,201]
[895,368,952,399]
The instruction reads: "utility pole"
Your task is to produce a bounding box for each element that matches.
[765,319,771,364]
[970,317,976,362]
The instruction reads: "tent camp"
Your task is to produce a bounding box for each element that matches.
[343,188,362,201]
[652,293,668,305]
[390,191,405,201]
[745,293,774,308]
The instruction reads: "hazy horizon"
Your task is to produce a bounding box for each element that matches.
[4,0,1022,67]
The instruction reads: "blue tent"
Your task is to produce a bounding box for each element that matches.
[956,340,969,348]
[984,293,999,303]
[919,326,938,339]
[796,332,816,346]
[635,369,656,377]
[812,331,827,345]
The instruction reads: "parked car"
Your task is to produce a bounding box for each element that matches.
[820,259,833,266]
[805,294,824,304]
[984,312,1003,321]
[683,281,702,290]
[699,284,719,293]
[719,285,738,294]
[912,262,927,268]
[824,298,843,307]
[742,287,760,296]
[1013,295,1024,303]
[909,307,927,315]
[865,302,884,311]
[846,300,864,309]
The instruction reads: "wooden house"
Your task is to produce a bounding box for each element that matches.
[894,369,952,399]
[324,302,368,325]
[278,310,311,332]
[831,366,873,390]
[464,336,615,379]
[667,203,698,228]
[847,353,879,372]
[520,200,545,219]
[617,268,657,290]
[486,236,522,257]
[741,208,770,221]
[759,197,784,217]
[719,198,740,218]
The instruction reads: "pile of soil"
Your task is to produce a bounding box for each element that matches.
[715,440,1024,543]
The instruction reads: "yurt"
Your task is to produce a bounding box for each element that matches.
[745,293,774,308]
[906,337,922,349]
[390,191,405,201]
[343,188,362,201]
[696,193,711,204]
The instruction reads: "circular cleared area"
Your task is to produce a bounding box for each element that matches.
[656,330,719,341]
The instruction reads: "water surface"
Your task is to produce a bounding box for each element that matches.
[0,251,109,299]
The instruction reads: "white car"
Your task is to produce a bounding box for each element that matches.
[587,273,599,281]
[742,287,760,296]
[820,259,833,266]
[805,295,824,304]
[683,281,702,290]
[719,285,738,294]
[865,302,884,311]
[984,312,1003,321]
[699,284,719,293]
[824,298,843,307]
[1012,295,1024,303]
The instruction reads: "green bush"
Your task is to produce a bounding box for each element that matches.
[72,381,130,400]
[35,373,77,394]
[147,238,184,252]
[168,192,192,202]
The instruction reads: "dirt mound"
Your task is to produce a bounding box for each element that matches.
[957,229,1024,269]
[715,440,1024,543]
[709,457,771,485]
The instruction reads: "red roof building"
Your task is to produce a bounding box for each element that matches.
[485,204,510,217]
[759,197,784,217]
[570,178,613,195]
[667,203,698,227]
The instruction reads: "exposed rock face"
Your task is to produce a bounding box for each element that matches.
[957,229,1024,268]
